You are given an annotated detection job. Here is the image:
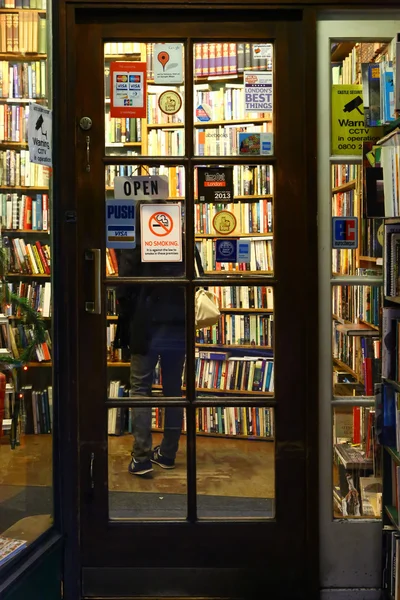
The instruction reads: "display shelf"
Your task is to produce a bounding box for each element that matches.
[25,362,52,368]
[385,296,400,304]
[204,270,273,275]
[6,273,50,278]
[331,42,356,62]
[0,186,49,191]
[219,308,274,314]
[196,233,273,239]
[3,229,50,234]
[147,122,184,129]
[194,117,271,127]
[0,8,46,14]
[104,53,141,61]
[105,142,142,147]
[333,358,360,381]
[0,141,28,147]
[332,179,357,194]
[0,98,47,103]
[358,319,379,331]
[0,54,46,60]
[195,387,273,396]
[196,343,273,350]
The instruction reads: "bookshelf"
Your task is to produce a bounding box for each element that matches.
[0,1,52,445]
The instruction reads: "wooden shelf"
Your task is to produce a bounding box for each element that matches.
[3,229,49,234]
[6,273,50,278]
[331,42,356,63]
[196,343,272,350]
[385,296,400,304]
[8,316,51,320]
[0,141,28,147]
[147,122,184,129]
[204,270,273,275]
[196,233,273,239]
[25,362,52,368]
[333,358,360,381]
[359,256,379,263]
[150,427,274,441]
[234,195,273,200]
[0,186,49,191]
[359,319,379,331]
[219,308,273,314]
[105,142,142,147]
[0,97,47,103]
[196,387,273,395]
[332,179,356,194]
[107,316,118,320]
[385,446,400,465]
[194,117,271,127]
[0,54,46,60]
[104,53,141,61]
[385,505,399,531]
[0,9,46,14]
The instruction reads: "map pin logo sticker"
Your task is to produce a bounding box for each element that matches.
[157,51,170,72]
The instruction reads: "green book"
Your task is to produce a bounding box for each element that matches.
[38,15,47,55]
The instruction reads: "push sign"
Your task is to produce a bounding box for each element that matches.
[106,200,136,249]
[332,217,358,249]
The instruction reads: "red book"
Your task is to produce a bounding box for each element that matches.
[352,406,361,444]
[35,241,50,275]
[108,248,119,275]
[23,196,32,230]
[364,357,373,396]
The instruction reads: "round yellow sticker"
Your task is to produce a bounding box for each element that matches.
[158,90,182,115]
[212,210,237,235]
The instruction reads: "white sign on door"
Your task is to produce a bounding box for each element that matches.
[141,203,182,262]
[154,43,184,84]
[114,176,169,201]
[28,103,52,166]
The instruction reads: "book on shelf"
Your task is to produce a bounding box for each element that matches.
[20,384,52,434]
[196,238,273,273]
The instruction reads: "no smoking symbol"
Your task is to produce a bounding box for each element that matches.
[149,212,173,237]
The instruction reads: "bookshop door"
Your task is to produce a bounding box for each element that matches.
[70,8,317,599]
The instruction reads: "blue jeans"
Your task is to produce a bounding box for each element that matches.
[130,324,185,463]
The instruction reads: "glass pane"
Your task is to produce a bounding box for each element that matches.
[196,406,275,519]
[104,42,185,157]
[194,42,273,157]
[195,165,274,275]
[332,285,382,397]
[333,405,381,519]
[0,5,53,555]
[107,276,187,519]
[105,163,185,277]
[108,406,187,520]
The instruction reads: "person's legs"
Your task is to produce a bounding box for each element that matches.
[130,351,158,462]
[158,343,185,460]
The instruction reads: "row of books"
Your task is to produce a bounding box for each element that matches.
[196,314,274,347]
[384,222,400,296]
[0,60,46,99]
[3,280,51,316]
[0,192,49,229]
[333,405,376,451]
[204,285,274,310]
[187,405,274,438]
[195,354,274,393]
[332,164,359,188]
[333,283,381,327]
[105,247,118,277]
[2,321,51,361]
[194,43,272,79]
[363,60,396,126]
[195,199,273,235]
[196,124,271,157]
[196,87,268,122]
[332,42,391,85]
[0,149,49,187]
[1,1,47,7]
[0,537,26,568]
[361,218,383,259]
[382,527,400,598]
[0,13,47,54]
[105,113,142,145]
[3,236,50,274]
[379,131,400,218]
[232,164,273,197]
[196,238,273,272]
[104,42,141,56]
[0,102,29,142]
[20,385,52,434]
[147,128,183,157]
[333,328,380,395]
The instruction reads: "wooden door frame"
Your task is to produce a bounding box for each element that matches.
[54,2,318,599]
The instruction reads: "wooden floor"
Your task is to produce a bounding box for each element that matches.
[0,433,275,498]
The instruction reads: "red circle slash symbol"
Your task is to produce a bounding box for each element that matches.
[149,212,173,237]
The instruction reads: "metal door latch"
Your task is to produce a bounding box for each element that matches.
[79,116,92,131]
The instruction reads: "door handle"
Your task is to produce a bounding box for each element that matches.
[85,249,101,314]
[89,452,95,489]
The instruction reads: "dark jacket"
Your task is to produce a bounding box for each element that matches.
[114,202,203,354]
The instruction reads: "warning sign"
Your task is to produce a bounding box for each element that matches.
[331,85,383,155]
[141,203,182,262]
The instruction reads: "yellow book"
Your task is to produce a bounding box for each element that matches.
[32,244,44,274]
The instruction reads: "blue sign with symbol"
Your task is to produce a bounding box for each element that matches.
[216,239,237,263]
[106,199,136,249]
[332,217,358,249]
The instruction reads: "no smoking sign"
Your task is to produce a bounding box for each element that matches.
[141,203,182,262]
